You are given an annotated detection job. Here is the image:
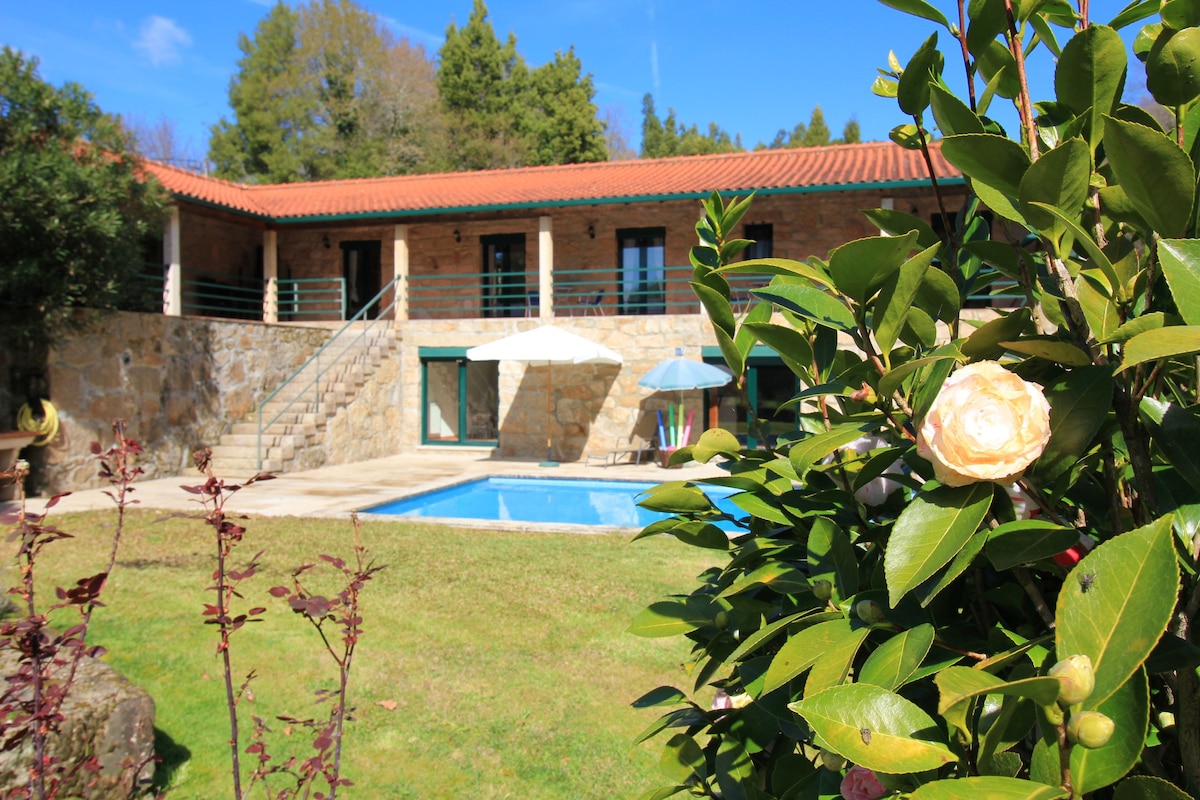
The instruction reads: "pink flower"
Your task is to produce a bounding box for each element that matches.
[840,765,887,800]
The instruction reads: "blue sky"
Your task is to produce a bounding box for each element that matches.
[1,1,1147,166]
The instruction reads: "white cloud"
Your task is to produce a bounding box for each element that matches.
[134,16,192,67]
[650,40,660,93]
[380,15,443,49]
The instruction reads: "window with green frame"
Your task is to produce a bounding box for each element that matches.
[420,348,499,445]
[702,346,799,448]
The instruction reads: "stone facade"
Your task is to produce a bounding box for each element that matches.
[2,312,330,495]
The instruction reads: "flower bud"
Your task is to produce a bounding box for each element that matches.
[855,600,887,625]
[1049,654,1095,707]
[811,580,833,601]
[1067,711,1115,749]
[820,749,846,771]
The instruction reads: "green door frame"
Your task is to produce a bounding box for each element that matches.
[419,347,499,446]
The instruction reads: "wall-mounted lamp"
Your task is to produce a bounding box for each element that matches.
[587,225,595,239]
[322,233,331,249]
[453,229,461,243]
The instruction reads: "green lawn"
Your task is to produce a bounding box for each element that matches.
[11,508,717,799]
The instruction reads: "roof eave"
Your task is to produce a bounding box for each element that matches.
[168,177,965,225]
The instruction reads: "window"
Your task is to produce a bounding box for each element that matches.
[481,233,528,318]
[421,349,499,445]
[743,224,774,260]
[617,227,665,315]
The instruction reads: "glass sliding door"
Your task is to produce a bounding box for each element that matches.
[422,353,499,445]
[617,227,665,314]
[481,233,528,318]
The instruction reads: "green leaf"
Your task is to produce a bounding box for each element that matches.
[1113,776,1196,800]
[908,777,1068,799]
[788,683,956,773]
[1121,325,1200,370]
[715,735,755,800]
[862,208,941,248]
[637,785,688,800]
[1055,25,1127,150]
[807,517,859,603]
[1018,137,1092,231]
[789,423,876,481]
[762,619,856,695]
[728,562,811,596]
[1027,201,1120,292]
[1147,27,1200,107]
[1103,116,1196,238]
[713,325,745,385]
[960,307,1033,361]
[931,82,985,136]
[1140,398,1200,492]
[717,257,835,289]
[1077,270,1121,341]
[753,284,856,333]
[916,528,987,608]
[742,322,814,378]
[875,242,939,353]
[804,626,870,695]
[692,428,742,463]
[1072,669,1149,795]
[877,0,951,28]
[659,733,706,784]
[936,666,1064,719]
[638,483,716,514]
[941,134,1031,198]
[1056,517,1179,707]
[1108,1,1163,31]
[632,686,688,708]
[693,281,736,339]
[858,624,935,690]
[986,520,1081,570]
[828,232,920,305]
[1034,366,1115,481]
[914,267,962,323]
[885,483,994,607]
[879,354,962,400]
[898,33,944,116]
[1158,239,1200,326]
[999,337,1092,366]
[629,600,710,638]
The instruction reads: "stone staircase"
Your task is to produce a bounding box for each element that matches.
[208,325,399,476]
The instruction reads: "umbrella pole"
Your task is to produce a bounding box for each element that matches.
[540,361,558,467]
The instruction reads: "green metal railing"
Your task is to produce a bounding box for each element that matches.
[255,277,399,471]
[278,278,347,321]
[182,269,264,320]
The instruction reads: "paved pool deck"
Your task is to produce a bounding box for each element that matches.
[2,449,726,525]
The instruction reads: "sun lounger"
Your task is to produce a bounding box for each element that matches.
[585,436,656,467]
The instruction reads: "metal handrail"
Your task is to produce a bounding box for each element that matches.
[255,277,400,471]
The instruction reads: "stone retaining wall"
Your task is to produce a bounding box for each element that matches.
[2,311,330,495]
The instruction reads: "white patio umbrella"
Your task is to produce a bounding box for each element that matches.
[466,325,622,466]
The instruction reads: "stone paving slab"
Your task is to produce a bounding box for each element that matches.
[2,450,725,526]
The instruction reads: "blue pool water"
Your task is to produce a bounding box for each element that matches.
[362,476,740,529]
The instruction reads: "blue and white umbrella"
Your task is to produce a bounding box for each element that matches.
[637,358,733,392]
[638,356,733,450]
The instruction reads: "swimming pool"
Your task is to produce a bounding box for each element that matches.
[361,476,740,529]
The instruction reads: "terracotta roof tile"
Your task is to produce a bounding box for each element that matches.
[144,141,960,221]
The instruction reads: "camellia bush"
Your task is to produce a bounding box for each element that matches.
[632,2,1200,799]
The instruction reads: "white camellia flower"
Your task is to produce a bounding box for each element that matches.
[838,434,905,506]
[917,361,1052,487]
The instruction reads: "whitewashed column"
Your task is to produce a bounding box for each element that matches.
[394,224,409,322]
[163,207,182,316]
[262,229,278,323]
[538,216,553,320]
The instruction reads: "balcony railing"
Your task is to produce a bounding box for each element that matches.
[404,267,775,320]
[278,278,346,321]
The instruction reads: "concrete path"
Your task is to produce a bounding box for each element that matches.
[2,450,725,526]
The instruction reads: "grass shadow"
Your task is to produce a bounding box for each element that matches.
[151,727,191,792]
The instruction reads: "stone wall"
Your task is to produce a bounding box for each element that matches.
[396,316,719,462]
[2,311,330,495]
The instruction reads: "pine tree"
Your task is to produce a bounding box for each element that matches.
[209,1,306,182]
[437,0,529,170]
[840,118,862,144]
[640,93,670,158]
[800,106,831,147]
[525,48,607,165]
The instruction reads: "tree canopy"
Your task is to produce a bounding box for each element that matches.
[437,0,607,170]
[640,94,741,158]
[758,106,862,150]
[0,47,166,352]
[209,0,441,182]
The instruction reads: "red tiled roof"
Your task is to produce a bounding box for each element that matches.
[143,141,961,221]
